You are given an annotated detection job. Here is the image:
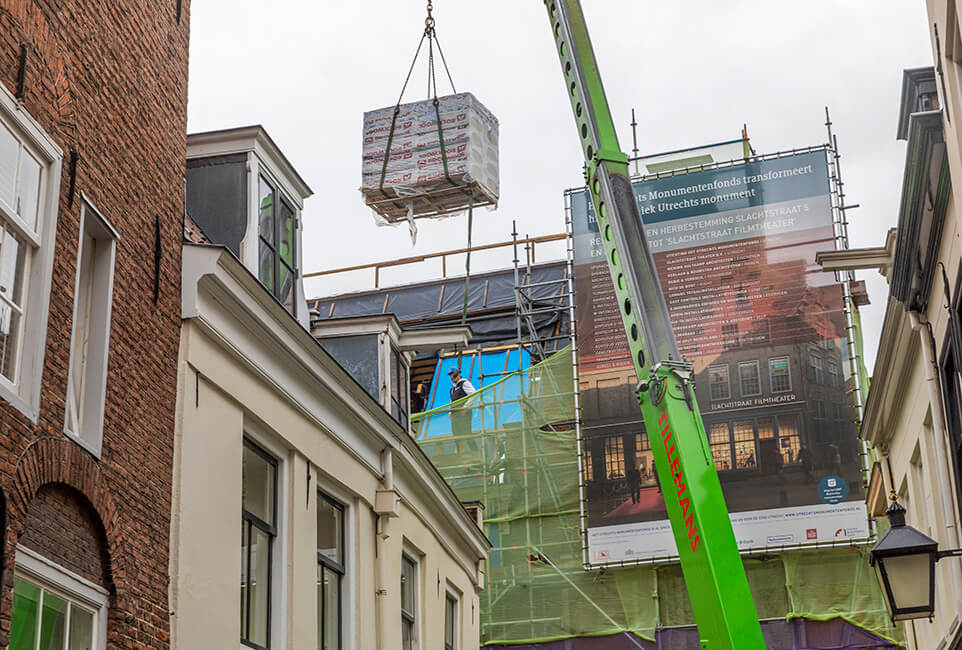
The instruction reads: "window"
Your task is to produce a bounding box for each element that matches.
[401,555,418,650]
[709,422,731,471]
[0,117,43,384]
[939,274,962,525]
[708,365,730,401]
[10,548,108,650]
[735,282,750,309]
[777,415,801,465]
[317,493,343,650]
[603,436,625,479]
[257,175,298,316]
[733,420,756,469]
[0,214,27,382]
[721,323,739,350]
[738,361,760,397]
[241,439,277,649]
[909,441,928,533]
[0,84,62,421]
[826,360,840,388]
[11,577,97,650]
[634,432,653,483]
[444,590,459,650]
[769,357,791,393]
[634,433,648,452]
[807,355,823,384]
[757,417,774,439]
[390,344,409,427]
[64,199,117,455]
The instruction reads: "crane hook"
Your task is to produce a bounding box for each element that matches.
[425,0,435,35]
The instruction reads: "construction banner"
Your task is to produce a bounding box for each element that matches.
[570,148,869,565]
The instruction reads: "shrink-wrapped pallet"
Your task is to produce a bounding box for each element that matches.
[360,92,499,223]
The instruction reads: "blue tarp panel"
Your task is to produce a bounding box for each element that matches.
[418,347,532,438]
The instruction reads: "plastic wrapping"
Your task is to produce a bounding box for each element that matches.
[360,92,499,223]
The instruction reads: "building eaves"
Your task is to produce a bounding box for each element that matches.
[890,110,948,311]
[187,125,313,200]
[897,67,937,140]
[861,295,919,447]
[182,243,490,555]
[311,313,403,339]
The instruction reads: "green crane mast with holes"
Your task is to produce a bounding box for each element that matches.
[541,2,767,648]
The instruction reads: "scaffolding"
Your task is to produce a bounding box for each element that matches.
[414,345,903,647]
[412,140,903,648]
[309,155,901,646]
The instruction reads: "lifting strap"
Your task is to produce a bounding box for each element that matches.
[378,0,458,199]
[461,194,474,328]
[455,194,473,374]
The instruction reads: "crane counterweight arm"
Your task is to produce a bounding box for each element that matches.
[541,2,766,648]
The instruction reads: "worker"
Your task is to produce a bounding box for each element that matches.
[627,460,641,505]
[448,366,476,444]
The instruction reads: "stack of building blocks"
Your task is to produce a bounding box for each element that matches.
[361,92,499,222]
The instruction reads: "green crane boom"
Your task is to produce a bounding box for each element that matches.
[541,2,766,647]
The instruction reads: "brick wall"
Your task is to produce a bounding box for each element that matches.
[0,0,190,647]
[20,483,109,587]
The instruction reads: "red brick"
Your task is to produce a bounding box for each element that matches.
[0,0,189,647]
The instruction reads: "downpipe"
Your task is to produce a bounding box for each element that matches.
[376,449,394,650]
[909,311,962,606]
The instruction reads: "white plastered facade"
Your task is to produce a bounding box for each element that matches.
[169,244,489,650]
[860,4,962,647]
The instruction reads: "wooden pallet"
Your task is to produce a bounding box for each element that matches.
[363,181,497,223]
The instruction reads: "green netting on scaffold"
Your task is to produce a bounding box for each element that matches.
[412,346,903,647]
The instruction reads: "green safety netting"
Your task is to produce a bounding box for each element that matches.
[413,346,902,646]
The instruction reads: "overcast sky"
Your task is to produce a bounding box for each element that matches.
[187,1,934,370]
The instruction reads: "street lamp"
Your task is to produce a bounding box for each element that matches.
[870,492,962,621]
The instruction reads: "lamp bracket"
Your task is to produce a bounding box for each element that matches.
[937,548,962,560]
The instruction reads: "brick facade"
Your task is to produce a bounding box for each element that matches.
[20,482,110,588]
[0,1,190,647]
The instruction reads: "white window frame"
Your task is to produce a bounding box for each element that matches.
[808,354,823,384]
[14,545,109,650]
[444,583,461,650]
[708,364,730,401]
[0,82,62,422]
[738,360,761,397]
[401,548,421,650]
[63,195,118,457]
[769,357,792,394]
[241,424,289,650]
[313,472,355,650]
[245,158,303,324]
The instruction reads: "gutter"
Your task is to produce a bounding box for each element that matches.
[374,448,398,650]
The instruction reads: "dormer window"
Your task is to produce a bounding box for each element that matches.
[916,77,940,113]
[186,126,312,327]
[257,175,298,316]
[390,343,409,427]
[312,315,471,435]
